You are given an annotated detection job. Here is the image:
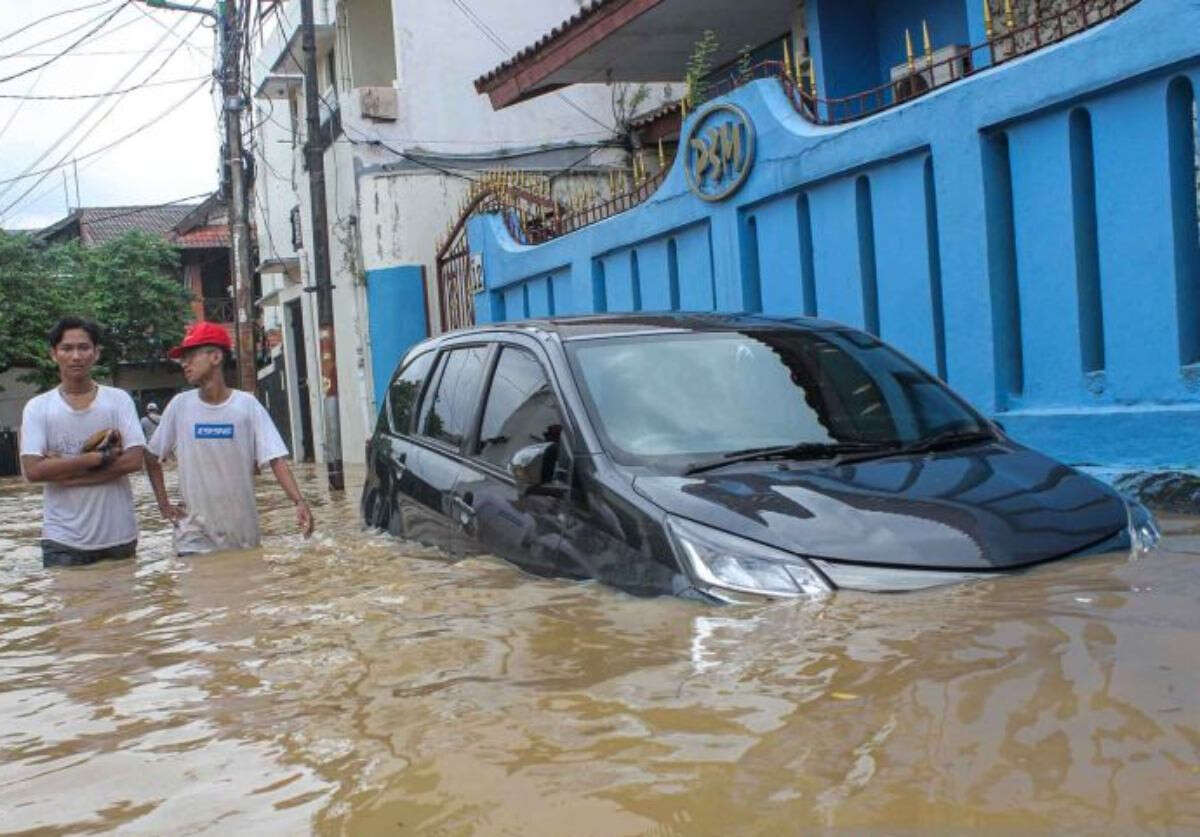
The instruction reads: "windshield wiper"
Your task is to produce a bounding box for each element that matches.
[833,428,996,465]
[684,441,888,476]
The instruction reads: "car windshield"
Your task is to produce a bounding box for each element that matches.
[566,328,989,466]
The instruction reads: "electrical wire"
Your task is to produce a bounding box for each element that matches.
[0,74,209,100]
[0,77,209,220]
[0,64,49,146]
[0,2,131,84]
[128,0,215,65]
[0,14,202,215]
[13,44,209,57]
[445,0,614,133]
[0,11,196,203]
[60,191,212,225]
[0,15,146,62]
[0,9,114,61]
[0,0,119,46]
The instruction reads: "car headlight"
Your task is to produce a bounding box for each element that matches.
[806,559,993,592]
[1125,498,1161,554]
[666,516,831,600]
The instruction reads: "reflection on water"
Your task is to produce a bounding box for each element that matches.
[1,465,1198,833]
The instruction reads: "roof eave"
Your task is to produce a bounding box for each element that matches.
[475,0,664,110]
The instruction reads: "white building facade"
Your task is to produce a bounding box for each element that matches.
[249,0,624,470]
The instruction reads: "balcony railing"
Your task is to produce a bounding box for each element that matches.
[202,297,236,323]
[698,0,1139,126]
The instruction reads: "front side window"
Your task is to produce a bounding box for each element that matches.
[386,351,435,435]
[420,346,489,448]
[566,329,986,465]
[475,347,564,470]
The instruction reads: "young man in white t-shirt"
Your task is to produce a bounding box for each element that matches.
[19,317,148,568]
[144,321,314,554]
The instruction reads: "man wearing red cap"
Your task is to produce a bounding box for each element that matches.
[144,321,314,554]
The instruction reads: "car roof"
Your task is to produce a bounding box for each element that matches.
[433,312,848,343]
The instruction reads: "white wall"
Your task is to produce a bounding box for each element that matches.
[251,99,299,265]
[251,0,636,471]
[386,0,616,154]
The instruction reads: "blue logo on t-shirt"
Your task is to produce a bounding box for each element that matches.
[194,423,235,439]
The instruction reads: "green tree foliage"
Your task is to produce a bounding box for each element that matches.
[0,230,192,390]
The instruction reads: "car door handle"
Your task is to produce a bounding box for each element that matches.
[450,492,475,524]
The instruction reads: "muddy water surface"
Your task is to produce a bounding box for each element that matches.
[1,466,1199,834]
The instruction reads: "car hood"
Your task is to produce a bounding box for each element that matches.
[632,443,1128,571]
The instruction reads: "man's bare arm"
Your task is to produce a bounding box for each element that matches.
[57,447,145,487]
[144,452,184,522]
[269,457,313,537]
[22,451,105,483]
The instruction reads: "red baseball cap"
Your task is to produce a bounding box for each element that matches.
[168,321,233,359]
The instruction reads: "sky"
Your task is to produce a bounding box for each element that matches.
[0,0,226,231]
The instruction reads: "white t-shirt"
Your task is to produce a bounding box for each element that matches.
[19,385,146,550]
[147,389,289,554]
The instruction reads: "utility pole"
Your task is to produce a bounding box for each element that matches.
[147,0,256,395]
[220,1,257,394]
[300,0,344,491]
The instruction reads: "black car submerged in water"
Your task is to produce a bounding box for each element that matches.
[361,314,1157,602]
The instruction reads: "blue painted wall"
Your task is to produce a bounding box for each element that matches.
[872,0,970,84]
[806,0,880,101]
[467,0,1200,469]
[366,265,429,407]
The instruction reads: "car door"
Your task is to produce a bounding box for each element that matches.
[365,349,437,537]
[450,341,582,578]
[401,343,491,554]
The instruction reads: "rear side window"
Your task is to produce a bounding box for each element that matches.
[387,351,435,434]
[420,346,489,448]
[475,347,564,470]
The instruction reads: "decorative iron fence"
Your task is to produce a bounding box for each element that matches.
[436,242,476,332]
[552,169,669,239]
[697,0,1139,126]
[434,174,559,331]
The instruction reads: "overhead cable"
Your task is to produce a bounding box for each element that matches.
[0,64,49,147]
[0,2,131,84]
[445,0,614,133]
[0,13,197,213]
[0,74,209,100]
[0,10,192,204]
[0,0,118,47]
[0,78,209,220]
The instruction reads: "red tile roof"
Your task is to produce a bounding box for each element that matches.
[171,225,230,249]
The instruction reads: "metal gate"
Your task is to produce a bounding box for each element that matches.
[434,173,560,332]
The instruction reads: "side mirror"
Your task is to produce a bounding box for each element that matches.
[510,441,563,497]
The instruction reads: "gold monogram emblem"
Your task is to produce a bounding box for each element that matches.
[684,103,755,201]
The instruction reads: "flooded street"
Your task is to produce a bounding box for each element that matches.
[2,465,1199,834]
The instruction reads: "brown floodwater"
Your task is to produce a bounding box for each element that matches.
[1,465,1198,834]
